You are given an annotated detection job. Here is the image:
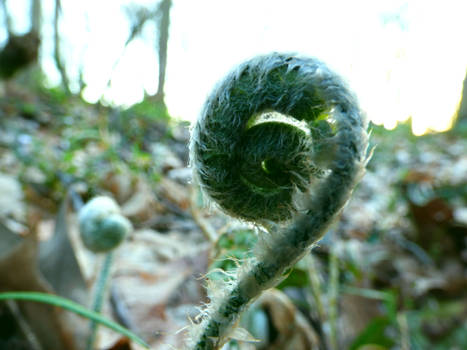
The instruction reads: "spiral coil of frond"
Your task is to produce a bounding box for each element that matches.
[189,53,369,350]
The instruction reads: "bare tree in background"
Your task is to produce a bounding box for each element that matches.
[1,0,13,34]
[0,0,40,80]
[53,0,71,94]
[453,70,467,130]
[104,4,154,93]
[30,0,41,35]
[105,0,172,104]
[28,0,41,74]
[153,0,171,102]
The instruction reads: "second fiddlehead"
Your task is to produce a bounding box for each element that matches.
[189,53,369,349]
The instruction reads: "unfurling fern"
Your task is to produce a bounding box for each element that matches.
[189,53,369,350]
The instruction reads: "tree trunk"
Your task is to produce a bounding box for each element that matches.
[452,69,467,131]
[53,0,71,94]
[1,0,13,34]
[30,0,41,35]
[153,0,171,102]
[457,71,466,121]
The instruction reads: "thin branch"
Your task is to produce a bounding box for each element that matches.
[305,253,326,323]
[327,244,339,350]
[397,312,410,350]
[190,185,218,243]
[5,300,42,350]
[102,5,153,95]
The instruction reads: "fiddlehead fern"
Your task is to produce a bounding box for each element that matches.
[189,53,369,349]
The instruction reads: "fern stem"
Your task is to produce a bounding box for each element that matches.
[189,53,369,349]
[86,252,114,350]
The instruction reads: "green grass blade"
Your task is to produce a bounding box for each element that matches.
[0,291,150,349]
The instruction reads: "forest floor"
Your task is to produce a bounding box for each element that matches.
[0,81,466,350]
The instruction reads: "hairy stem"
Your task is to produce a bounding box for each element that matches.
[189,53,368,349]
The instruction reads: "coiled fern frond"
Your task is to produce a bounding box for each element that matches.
[189,53,369,350]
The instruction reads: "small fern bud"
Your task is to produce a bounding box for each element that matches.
[78,196,132,253]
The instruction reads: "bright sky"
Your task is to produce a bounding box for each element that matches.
[4,0,467,135]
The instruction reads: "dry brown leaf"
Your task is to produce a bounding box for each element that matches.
[121,179,162,222]
[104,237,210,349]
[38,193,88,303]
[100,170,137,204]
[105,337,133,350]
[150,142,184,173]
[157,177,190,211]
[0,221,79,350]
[0,173,26,233]
[255,289,320,350]
[340,293,383,346]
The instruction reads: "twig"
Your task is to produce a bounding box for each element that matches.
[327,244,339,350]
[190,185,217,243]
[305,253,326,323]
[5,300,42,350]
[397,312,410,350]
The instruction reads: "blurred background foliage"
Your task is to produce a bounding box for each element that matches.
[0,1,466,350]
